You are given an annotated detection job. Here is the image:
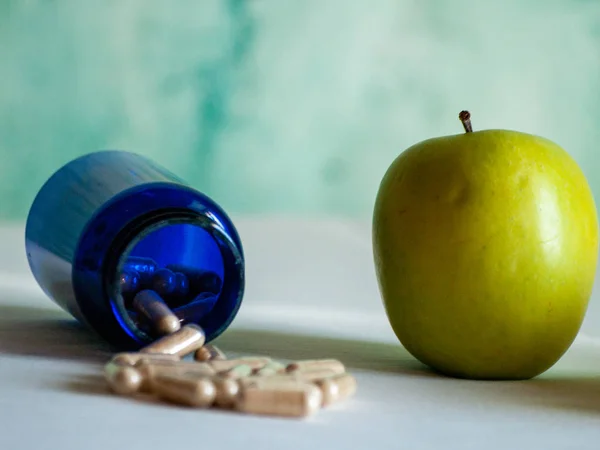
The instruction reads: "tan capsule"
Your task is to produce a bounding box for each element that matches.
[194,344,226,362]
[236,383,323,418]
[238,369,335,388]
[237,374,301,389]
[104,362,143,396]
[136,360,216,390]
[194,346,212,362]
[132,289,181,335]
[241,369,337,385]
[140,324,206,356]
[333,373,357,400]
[110,352,180,366]
[254,361,286,376]
[135,360,216,379]
[150,374,216,407]
[295,368,340,382]
[213,377,240,408]
[221,364,253,379]
[313,373,357,406]
[210,357,271,372]
[314,377,339,406]
[286,359,345,375]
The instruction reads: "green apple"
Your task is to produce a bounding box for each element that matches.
[372,111,599,380]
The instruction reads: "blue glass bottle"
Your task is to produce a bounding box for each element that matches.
[25,150,245,351]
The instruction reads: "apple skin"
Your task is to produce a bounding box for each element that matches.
[372,129,599,380]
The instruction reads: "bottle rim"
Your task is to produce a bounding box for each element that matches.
[72,182,245,350]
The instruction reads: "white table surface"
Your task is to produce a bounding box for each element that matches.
[1,217,600,450]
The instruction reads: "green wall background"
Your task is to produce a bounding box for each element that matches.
[1,0,599,220]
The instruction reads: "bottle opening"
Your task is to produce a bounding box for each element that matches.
[111,217,227,341]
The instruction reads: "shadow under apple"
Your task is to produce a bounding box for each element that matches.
[496,376,600,415]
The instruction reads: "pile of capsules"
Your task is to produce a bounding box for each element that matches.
[104,324,357,418]
[119,257,223,337]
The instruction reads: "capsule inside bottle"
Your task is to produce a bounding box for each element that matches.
[109,219,234,345]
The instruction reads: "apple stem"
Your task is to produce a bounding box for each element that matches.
[459,110,473,133]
